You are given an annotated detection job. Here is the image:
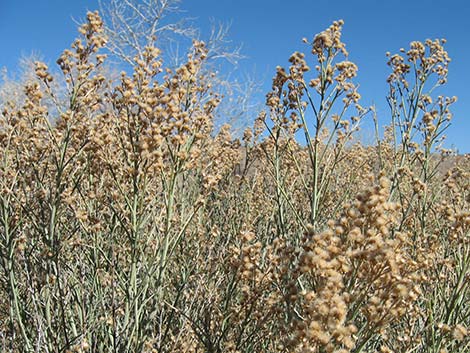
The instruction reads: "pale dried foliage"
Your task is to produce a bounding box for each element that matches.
[97,0,252,134]
[0,13,469,353]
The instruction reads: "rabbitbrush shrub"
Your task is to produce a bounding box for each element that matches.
[0,12,468,353]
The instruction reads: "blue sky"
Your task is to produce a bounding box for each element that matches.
[1,0,469,152]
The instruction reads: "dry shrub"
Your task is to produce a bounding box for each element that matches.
[0,12,468,353]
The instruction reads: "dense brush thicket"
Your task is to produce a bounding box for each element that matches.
[0,12,469,353]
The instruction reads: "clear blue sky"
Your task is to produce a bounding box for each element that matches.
[1,0,469,152]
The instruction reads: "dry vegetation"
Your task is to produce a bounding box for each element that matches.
[0,11,469,353]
